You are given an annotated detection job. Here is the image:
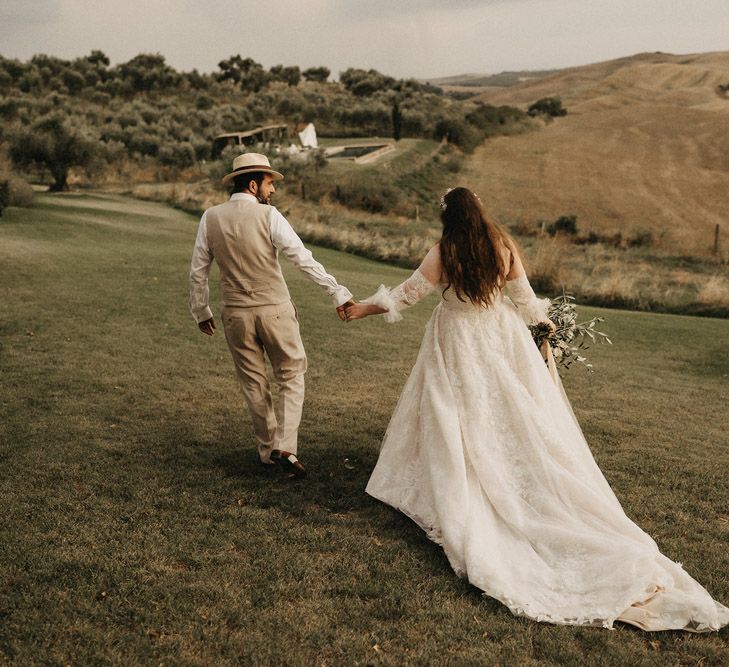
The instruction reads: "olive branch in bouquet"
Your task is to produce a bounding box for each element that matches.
[529,292,612,372]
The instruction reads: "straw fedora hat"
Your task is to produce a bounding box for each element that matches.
[222,152,284,186]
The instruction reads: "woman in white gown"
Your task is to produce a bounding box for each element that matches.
[344,187,729,632]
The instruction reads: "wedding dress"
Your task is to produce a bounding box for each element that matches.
[364,257,729,632]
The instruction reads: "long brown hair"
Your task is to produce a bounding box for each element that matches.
[439,187,513,306]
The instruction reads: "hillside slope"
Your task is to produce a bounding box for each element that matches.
[463,52,729,254]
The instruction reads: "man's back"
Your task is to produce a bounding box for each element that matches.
[205,198,290,308]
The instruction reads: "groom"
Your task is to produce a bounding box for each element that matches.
[189,152,353,478]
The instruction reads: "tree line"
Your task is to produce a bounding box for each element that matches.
[0,51,529,190]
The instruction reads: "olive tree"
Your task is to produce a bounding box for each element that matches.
[9,115,96,191]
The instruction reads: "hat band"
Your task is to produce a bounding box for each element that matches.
[230,165,273,174]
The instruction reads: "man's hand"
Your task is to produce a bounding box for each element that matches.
[336,300,355,322]
[198,317,216,336]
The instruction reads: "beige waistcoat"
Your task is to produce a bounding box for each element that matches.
[205,199,290,308]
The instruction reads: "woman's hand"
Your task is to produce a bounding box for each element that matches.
[345,302,384,321]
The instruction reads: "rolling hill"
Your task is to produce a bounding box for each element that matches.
[461,51,729,255]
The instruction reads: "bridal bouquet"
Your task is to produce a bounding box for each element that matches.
[529,293,612,371]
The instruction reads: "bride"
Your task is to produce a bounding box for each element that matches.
[344,187,729,632]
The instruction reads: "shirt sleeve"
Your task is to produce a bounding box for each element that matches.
[188,211,215,323]
[268,207,353,307]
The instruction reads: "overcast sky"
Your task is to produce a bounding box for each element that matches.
[1,0,728,79]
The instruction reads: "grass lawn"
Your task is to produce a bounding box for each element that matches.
[1,193,727,665]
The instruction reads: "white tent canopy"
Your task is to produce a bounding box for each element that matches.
[298,123,318,149]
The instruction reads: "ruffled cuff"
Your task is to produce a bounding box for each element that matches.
[363,284,403,323]
[517,297,551,325]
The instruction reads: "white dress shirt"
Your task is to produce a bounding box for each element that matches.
[189,193,353,322]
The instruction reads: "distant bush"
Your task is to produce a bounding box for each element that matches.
[302,67,330,83]
[7,176,34,207]
[0,180,9,217]
[116,53,181,93]
[216,55,270,93]
[547,215,577,236]
[0,97,19,121]
[434,118,480,152]
[8,114,97,190]
[444,152,464,173]
[62,68,85,95]
[158,142,196,169]
[467,103,526,133]
[195,94,214,110]
[87,90,111,106]
[270,65,301,87]
[528,97,567,117]
[332,173,403,214]
[627,230,654,247]
[340,68,396,97]
[572,229,653,248]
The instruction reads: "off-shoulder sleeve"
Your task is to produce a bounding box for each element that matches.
[503,275,550,324]
[363,268,437,323]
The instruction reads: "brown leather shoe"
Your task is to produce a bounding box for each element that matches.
[270,449,307,479]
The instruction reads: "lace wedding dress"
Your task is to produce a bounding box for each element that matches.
[364,257,729,632]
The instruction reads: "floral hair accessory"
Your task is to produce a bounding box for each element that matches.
[439,188,453,211]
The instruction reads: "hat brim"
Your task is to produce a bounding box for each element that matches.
[222,167,284,186]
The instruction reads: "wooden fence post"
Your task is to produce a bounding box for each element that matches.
[713,224,720,255]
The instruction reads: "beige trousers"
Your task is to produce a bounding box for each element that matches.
[221,301,307,462]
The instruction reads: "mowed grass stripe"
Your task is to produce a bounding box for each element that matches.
[0,193,727,665]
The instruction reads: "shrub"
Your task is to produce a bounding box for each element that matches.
[339,68,396,97]
[627,230,654,247]
[127,131,161,157]
[216,55,270,92]
[0,97,19,120]
[193,140,211,161]
[332,173,403,214]
[62,68,86,95]
[87,90,111,106]
[115,53,181,93]
[195,94,214,110]
[528,97,567,117]
[302,67,330,83]
[0,180,9,216]
[467,103,526,131]
[8,114,97,191]
[434,118,481,152]
[444,152,464,173]
[158,142,196,169]
[270,65,300,87]
[547,215,577,236]
[8,176,34,207]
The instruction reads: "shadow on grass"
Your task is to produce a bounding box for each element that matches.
[207,438,504,609]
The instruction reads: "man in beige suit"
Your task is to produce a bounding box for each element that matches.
[189,153,353,478]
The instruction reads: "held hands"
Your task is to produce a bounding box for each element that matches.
[336,300,375,322]
[198,317,216,336]
[343,302,375,321]
[336,300,355,321]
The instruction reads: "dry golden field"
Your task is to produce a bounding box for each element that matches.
[464,51,729,258]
